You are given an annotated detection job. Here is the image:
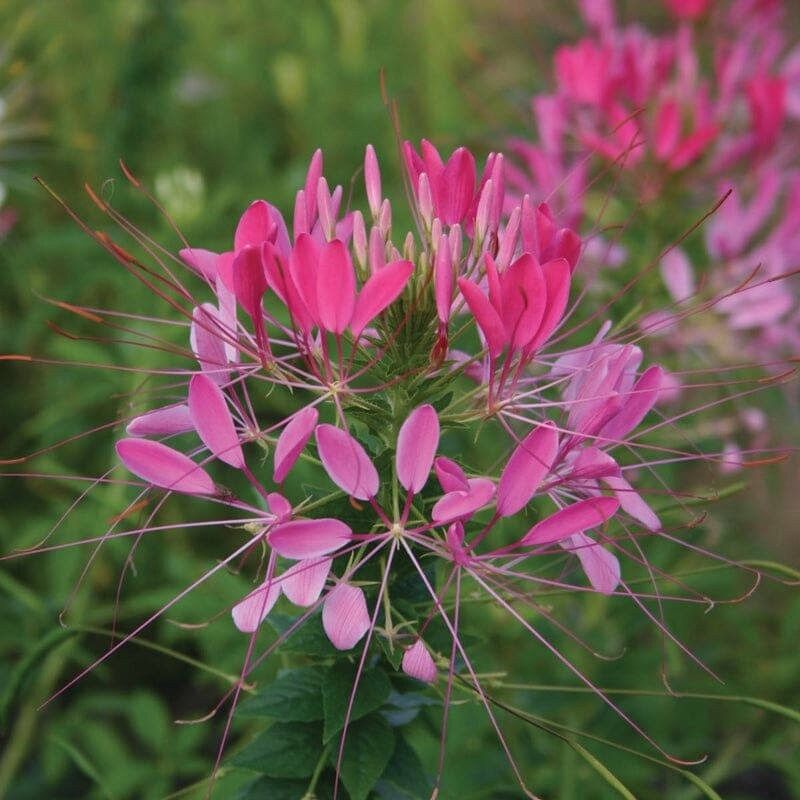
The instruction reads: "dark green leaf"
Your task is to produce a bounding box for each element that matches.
[375,734,433,800]
[323,662,392,742]
[234,774,308,800]
[267,612,339,658]
[231,721,323,778]
[239,667,325,722]
[334,713,396,800]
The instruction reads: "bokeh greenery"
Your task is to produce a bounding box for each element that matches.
[1,2,798,798]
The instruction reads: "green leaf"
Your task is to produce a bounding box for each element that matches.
[239,667,325,722]
[0,627,77,729]
[267,612,339,658]
[231,721,323,778]
[566,739,638,800]
[375,734,433,800]
[334,713,396,800]
[234,774,309,800]
[323,662,392,742]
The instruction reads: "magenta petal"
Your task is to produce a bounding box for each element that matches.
[528,258,571,352]
[322,583,371,651]
[350,259,413,338]
[440,147,476,224]
[396,404,440,493]
[316,239,356,334]
[431,477,495,524]
[234,200,274,251]
[567,533,620,594]
[434,456,469,493]
[458,278,507,358]
[402,639,437,683]
[126,404,193,437]
[232,579,281,633]
[601,365,663,441]
[522,496,619,546]
[116,438,215,495]
[496,423,559,517]
[290,234,321,324]
[281,557,332,607]
[273,406,319,483]
[188,374,244,469]
[269,518,351,560]
[190,304,230,385]
[315,424,379,500]
[500,254,547,351]
[232,245,268,320]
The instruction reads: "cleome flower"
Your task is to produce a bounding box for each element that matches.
[3,137,793,798]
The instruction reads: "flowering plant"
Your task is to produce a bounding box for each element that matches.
[4,133,795,799]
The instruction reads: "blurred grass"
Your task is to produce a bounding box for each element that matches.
[0,1,798,798]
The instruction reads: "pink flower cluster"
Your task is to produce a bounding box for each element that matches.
[508,0,800,359]
[111,142,668,685]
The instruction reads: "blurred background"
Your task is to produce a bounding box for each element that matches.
[0,1,798,798]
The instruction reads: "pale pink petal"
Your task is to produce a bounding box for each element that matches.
[269,518,351,560]
[316,239,356,334]
[267,492,292,522]
[434,238,453,325]
[522,496,619,546]
[232,579,281,633]
[315,424,379,500]
[660,248,695,303]
[364,144,382,218]
[190,304,230,385]
[322,583,371,651]
[496,423,559,517]
[402,639,437,683]
[603,474,660,531]
[434,456,469,493]
[273,406,319,483]
[126,404,193,437]
[179,248,218,282]
[349,259,413,338]
[457,278,507,358]
[281,557,332,607]
[396,404,440,494]
[188,374,244,469]
[116,438,215,495]
[567,533,620,594]
[431,478,495,524]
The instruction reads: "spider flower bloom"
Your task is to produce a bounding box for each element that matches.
[6,138,792,800]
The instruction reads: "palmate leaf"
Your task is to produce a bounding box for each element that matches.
[334,712,396,800]
[234,775,309,800]
[239,666,325,722]
[231,721,323,778]
[322,662,392,742]
[375,734,433,799]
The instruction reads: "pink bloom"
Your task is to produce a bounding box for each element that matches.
[402,639,437,683]
[322,583,371,650]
